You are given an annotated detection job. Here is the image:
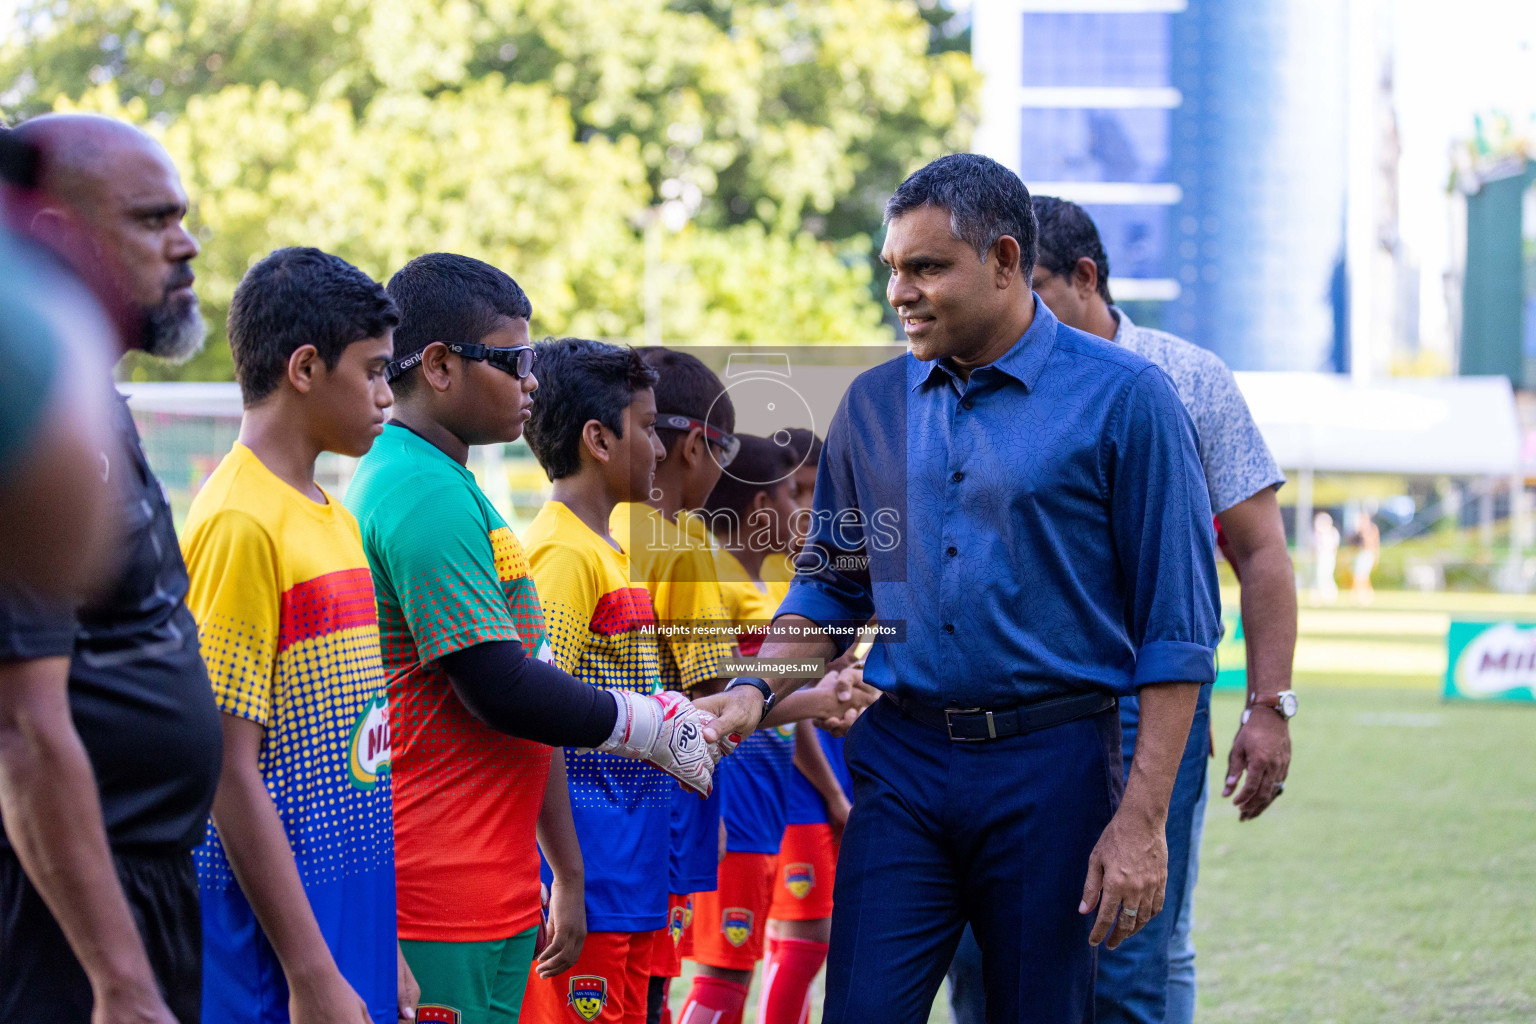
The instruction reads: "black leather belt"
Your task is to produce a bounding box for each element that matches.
[889,691,1116,742]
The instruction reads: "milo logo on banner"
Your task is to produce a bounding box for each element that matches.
[347,695,392,790]
[1445,621,1536,701]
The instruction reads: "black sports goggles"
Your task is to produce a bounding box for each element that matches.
[658,414,740,468]
[386,343,535,383]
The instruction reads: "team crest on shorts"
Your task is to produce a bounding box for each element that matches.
[669,903,687,944]
[416,1007,461,1024]
[683,895,694,928]
[722,907,755,947]
[785,862,816,899]
[568,975,607,1021]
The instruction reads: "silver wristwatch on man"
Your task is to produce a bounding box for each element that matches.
[1241,688,1298,724]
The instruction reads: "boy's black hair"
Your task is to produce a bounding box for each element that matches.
[227,247,398,405]
[638,348,735,455]
[525,338,658,481]
[782,427,823,467]
[384,252,533,395]
[703,435,798,518]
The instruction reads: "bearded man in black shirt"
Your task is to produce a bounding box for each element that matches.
[0,114,223,1024]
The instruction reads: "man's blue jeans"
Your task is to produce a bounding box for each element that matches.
[824,696,1122,1024]
[1164,769,1208,1024]
[1095,683,1212,1024]
[945,684,1211,1024]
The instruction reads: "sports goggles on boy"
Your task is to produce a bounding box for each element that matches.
[385,343,535,383]
[658,414,740,468]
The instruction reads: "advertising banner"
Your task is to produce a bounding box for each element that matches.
[1215,607,1246,691]
[1444,620,1536,702]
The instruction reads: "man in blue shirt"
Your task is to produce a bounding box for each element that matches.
[697,153,1221,1022]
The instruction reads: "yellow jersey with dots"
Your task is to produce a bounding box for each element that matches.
[181,442,395,1018]
[525,500,672,933]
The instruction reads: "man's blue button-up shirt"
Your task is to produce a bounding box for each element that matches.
[777,298,1220,707]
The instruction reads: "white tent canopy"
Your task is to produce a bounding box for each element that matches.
[1231,373,1521,477]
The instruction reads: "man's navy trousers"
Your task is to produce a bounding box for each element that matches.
[824,696,1123,1024]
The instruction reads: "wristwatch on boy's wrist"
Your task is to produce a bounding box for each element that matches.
[1242,689,1298,724]
[725,676,776,721]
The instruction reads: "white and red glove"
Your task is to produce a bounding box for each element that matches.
[599,690,718,797]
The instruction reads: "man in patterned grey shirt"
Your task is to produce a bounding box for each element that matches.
[944,197,1298,1024]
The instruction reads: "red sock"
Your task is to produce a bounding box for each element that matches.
[758,936,829,1024]
[678,975,748,1024]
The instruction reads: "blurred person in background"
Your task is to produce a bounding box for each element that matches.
[1352,504,1380,604]
[1313,511,1341,603]
[945,195,1298,1024]
[0,130,116,599]
[0,114,223,1024]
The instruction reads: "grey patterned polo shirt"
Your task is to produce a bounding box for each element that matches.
[1111,308,1285,514]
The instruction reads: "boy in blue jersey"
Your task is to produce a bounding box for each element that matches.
[609,348,740,1024]
[521,338,718,1024]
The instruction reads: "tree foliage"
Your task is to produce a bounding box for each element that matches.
[3,0,976,380]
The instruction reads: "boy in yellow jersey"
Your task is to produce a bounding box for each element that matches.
[180,248,413,1024]
[609,348,741,1024]
[521,338,718,1024]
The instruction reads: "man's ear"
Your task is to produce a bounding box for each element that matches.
[417,342,453,393]
[580,419,612,465]
[1073,256,1101,298]
[28,206,100,272]
[992,235,1023,289]
[286,344,321,394]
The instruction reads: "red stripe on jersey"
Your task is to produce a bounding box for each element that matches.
[277,567,379,653]
[588,587,656,636]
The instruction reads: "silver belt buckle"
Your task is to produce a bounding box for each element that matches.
[945,707,996,742]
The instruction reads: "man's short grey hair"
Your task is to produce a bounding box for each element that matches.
[884,153,1038,273]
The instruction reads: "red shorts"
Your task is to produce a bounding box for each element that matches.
[687,852,776,972]
[522,930,652,1023]
[768,823,837,921]
[648,893,693,977]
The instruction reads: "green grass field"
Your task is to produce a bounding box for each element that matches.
[673,591,1536,1023]
[1191,683,1536,1023]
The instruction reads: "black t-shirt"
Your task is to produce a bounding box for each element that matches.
[0,393,222,854]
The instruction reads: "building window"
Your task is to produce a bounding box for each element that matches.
[1020,12,1172,88]
[1019,108,1171,183]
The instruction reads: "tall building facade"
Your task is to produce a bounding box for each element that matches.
[973,0,1350,371]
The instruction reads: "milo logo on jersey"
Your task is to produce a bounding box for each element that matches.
[347,695,391,791]
[669,903,687,945]
[568,975,607,1021]
[785,862,816,899]
[722,907,754,947]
